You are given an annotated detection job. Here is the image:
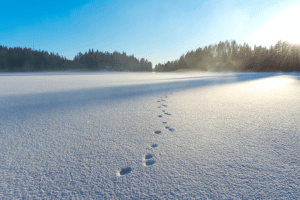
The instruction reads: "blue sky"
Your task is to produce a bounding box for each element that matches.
[1,0,300,66]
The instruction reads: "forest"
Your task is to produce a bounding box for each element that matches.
[0,39,299,72]
[0,47,152,72]
[155,40,300,72]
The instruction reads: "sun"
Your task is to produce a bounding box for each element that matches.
[247,3,300,46]
[271,4,300,45]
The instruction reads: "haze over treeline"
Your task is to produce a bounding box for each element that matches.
[155,40,300,72]
[1,39,300,72]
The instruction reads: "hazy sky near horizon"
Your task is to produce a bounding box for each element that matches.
[1,0,300,66]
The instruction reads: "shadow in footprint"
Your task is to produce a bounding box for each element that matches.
[119,167,132,175]
[162,122,167,124]
[145,160,156,166]
[165,126,170,129]
[154,131,161,134]
[158,115,163,118]
[145,154,153,159]
[151,144,158,148]
[169,128,175,132]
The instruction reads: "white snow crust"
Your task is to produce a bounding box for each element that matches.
[1,71,300,199]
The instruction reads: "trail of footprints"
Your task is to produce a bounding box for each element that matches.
[119,92,177,176]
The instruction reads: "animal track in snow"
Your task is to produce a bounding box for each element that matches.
[164,113,171,115]
[158,106,161,108]
[157,101,160,102]
[162,122,167,124]
[162,104,167,107]
[164,126,175,131]
[162,110,165,112]
[145,154,154,159]
[144,160,156,166]
[143,152,155,167]
[154,131,161,134]
[151,144,158,148]
[158,115,163,118]
[119,167,132,175]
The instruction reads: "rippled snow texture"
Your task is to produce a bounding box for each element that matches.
[1,71,300,199]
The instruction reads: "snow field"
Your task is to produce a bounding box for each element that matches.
[0,72,300,199]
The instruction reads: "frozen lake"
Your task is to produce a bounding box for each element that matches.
[1,71,300,199]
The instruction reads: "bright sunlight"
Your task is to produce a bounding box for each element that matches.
[265,4,300,44]
[247,3,300,46]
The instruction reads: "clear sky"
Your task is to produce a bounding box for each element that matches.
[1,0,300,66]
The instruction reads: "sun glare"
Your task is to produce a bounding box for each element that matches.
[254,76,292,88]
[267,4,300,44]
[248,4,300,46]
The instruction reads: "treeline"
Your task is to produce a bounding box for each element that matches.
[2,40,300,73]
[0,46,72,72]
[155,40,300,72]
[0,45,152,72]
[73,49,152,72]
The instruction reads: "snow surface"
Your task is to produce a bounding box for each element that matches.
[1,71,300,199]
